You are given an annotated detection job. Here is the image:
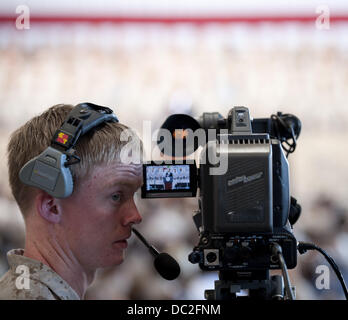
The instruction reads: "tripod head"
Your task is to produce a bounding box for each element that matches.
[204,270,288,300]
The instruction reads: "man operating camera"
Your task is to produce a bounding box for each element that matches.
[0,104,143,300]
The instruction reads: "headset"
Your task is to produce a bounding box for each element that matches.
[19,103,119,198]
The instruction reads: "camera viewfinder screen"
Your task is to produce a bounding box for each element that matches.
[146,164,190,191]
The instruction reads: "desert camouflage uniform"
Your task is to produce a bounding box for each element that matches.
[0,249,79,300]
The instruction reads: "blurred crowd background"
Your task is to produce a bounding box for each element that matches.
[1,0,348,299]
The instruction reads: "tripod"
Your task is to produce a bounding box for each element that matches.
[204,270,292,300]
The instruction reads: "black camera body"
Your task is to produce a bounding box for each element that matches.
[190,142,296,272]
[142,106,301,274]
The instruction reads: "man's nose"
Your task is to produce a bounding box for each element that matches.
[123,199,142,226]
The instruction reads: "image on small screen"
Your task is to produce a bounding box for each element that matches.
[146,165,190,191]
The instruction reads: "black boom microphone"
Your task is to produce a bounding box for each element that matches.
[132,227,181,281]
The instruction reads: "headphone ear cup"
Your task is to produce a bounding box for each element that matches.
[56,162,74,198]
[19,147,74,198]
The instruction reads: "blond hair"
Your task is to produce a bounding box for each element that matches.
[7,104,141,216]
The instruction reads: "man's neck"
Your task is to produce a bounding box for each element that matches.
[24,236,95,299]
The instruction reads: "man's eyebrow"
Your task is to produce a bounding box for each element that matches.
[105,179,143,190]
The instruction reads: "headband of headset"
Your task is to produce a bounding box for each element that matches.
[19,103,119,198]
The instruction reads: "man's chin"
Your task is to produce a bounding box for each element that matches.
[103,250,126,268]
[92,246,127,269]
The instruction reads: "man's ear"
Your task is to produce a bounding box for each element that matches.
[35,191,62,224]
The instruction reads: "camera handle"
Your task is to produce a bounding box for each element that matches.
[204,270,294,300]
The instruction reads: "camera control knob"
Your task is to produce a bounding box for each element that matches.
[188,251,202,264]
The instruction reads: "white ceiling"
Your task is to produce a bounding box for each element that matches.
[1,0,348,16]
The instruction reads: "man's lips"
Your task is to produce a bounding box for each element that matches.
[113,234,131,248]
[113,239,128,249]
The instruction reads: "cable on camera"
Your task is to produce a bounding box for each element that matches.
[271,242,295,300]
[271,113,298,157]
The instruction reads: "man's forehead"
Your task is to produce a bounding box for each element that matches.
[88,162,143,187]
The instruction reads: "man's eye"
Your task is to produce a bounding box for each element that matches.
[111,194,121,202]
